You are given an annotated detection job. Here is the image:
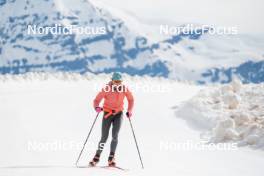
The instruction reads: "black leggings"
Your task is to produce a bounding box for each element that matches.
[96,111,123,155]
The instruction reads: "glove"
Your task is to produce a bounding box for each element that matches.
[95,107,103,113]
[126,111,132,118]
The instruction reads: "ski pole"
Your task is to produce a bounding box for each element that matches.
[128,118,144,169]
[75,111,101,167]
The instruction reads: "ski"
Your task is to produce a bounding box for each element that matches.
[100,165,128,171]
[76,165,128,171]
[76,165,93,168]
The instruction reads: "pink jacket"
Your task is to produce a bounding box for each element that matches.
[93,82,134,113]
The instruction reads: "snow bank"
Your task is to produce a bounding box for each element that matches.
[176,79,264,149]
[0,72,184,83]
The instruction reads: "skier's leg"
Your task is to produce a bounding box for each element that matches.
[96,113,112,155]
[108,112,123,166]
[90,113,112,166]
[110,112,123,154]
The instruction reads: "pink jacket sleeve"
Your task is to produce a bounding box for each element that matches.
[125,88,134,112]
[93,88,106,108]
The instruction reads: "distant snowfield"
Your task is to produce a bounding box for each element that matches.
[0,73,264,176]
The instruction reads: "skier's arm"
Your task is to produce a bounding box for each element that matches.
[125,87,134,112]
[93,88,106,108]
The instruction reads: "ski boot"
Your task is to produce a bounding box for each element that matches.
[89,154,100,167]
[108,152,116,167]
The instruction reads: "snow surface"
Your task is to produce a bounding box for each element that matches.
[0,73,264,176]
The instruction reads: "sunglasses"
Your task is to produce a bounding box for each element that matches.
[112,80,122,84]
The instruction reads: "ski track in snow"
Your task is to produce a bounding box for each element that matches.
[0,73,264,176]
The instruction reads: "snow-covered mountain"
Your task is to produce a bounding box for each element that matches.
[0,0,264,84]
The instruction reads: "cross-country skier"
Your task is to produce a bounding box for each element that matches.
[89,72,134,167]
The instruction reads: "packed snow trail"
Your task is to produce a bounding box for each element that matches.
[0,74,263,176]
